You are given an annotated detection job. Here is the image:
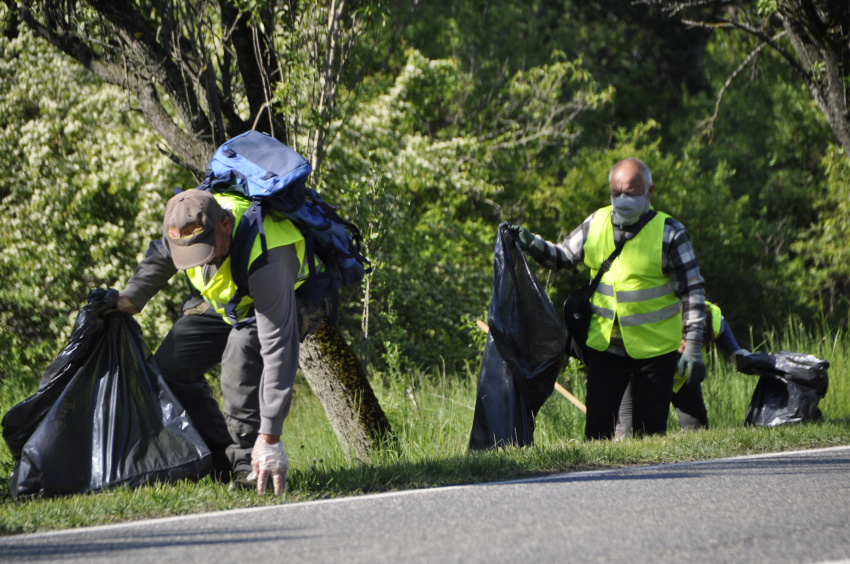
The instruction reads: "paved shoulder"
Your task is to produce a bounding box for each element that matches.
[3,447,850,564]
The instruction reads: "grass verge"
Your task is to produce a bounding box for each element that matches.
[1,422,848,537]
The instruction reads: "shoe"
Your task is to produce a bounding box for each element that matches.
[229,470,256,492]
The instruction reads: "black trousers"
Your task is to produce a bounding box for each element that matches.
[585,347,678,439]
[154,309,264,475]
[673,382,709,429]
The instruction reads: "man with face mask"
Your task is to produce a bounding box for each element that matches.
[508,158,706,439]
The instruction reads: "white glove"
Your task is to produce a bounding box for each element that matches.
[249,435,288,495]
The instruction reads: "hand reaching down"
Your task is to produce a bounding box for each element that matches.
[250,434,288,496]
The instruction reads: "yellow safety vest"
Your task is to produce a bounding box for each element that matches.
[706,301,722,341]
[185,192,306,324]
[584,206,682,359]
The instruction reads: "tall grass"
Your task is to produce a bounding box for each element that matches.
[200,315,850,468]
[1,318,849,535]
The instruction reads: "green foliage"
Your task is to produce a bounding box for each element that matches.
[405,1,716,145]
[680,33,835,331]
[324,48,608,370]
[756,0,779,15]
[324,51,494,368]
[320,1,841,365]
[3,0,844,376]
[0,28,193,383]
[788,145,850,322]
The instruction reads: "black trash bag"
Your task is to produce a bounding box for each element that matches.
[734,350,829,395]
[469,224,565,450]
[2,288,212,499]
[734,350,829,427]
[468,335,535,449]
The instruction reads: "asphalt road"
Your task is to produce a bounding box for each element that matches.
[3,446,850,564]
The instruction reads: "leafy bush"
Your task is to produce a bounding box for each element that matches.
[0,29,193,385]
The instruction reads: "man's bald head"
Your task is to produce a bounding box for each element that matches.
[609,158,654,198]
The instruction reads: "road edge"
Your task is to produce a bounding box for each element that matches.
[4,444,849,541]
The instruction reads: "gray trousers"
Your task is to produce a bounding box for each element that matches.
[154,308,263,475]
[618,375,709,436]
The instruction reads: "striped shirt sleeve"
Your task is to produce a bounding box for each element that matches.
[525,211,597,271]
[662,217,706,343]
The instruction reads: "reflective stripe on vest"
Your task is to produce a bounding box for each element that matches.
[584,205,681,359]
[185,192,306,325]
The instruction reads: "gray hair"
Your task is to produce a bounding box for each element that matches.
[609,158,652,187]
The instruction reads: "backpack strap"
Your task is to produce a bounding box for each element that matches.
[295,230,343,323]
[223,198,265,328]
[306,189,372,273]
[224,198,345,328]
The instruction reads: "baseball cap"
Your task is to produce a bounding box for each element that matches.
[162,190,222,270]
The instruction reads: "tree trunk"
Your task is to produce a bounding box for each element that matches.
[780,1,850,157]
[299,321,393,462]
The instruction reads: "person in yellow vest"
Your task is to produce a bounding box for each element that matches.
[508,158,706,439]
[616,301,743,437]
[111,189,320,494]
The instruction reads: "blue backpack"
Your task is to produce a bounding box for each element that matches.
[195,130,370,327]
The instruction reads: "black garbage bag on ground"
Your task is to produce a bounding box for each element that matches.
[469,224,565,450]
[733,350,829,427]
[2,289,212,499]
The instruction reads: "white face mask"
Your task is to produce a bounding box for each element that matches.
[610,186,650,226]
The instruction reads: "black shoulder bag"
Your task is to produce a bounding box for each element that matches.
[563,210,657,364]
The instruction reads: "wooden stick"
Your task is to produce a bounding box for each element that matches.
[554,382,587,413]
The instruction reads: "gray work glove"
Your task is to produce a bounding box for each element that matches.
[678,339,706,387]
[505,223,535,251]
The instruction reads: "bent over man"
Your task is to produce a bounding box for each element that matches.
[509,158,706,439]
[114,189,303,494]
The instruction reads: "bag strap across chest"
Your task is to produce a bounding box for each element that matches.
[587,209,658,296]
